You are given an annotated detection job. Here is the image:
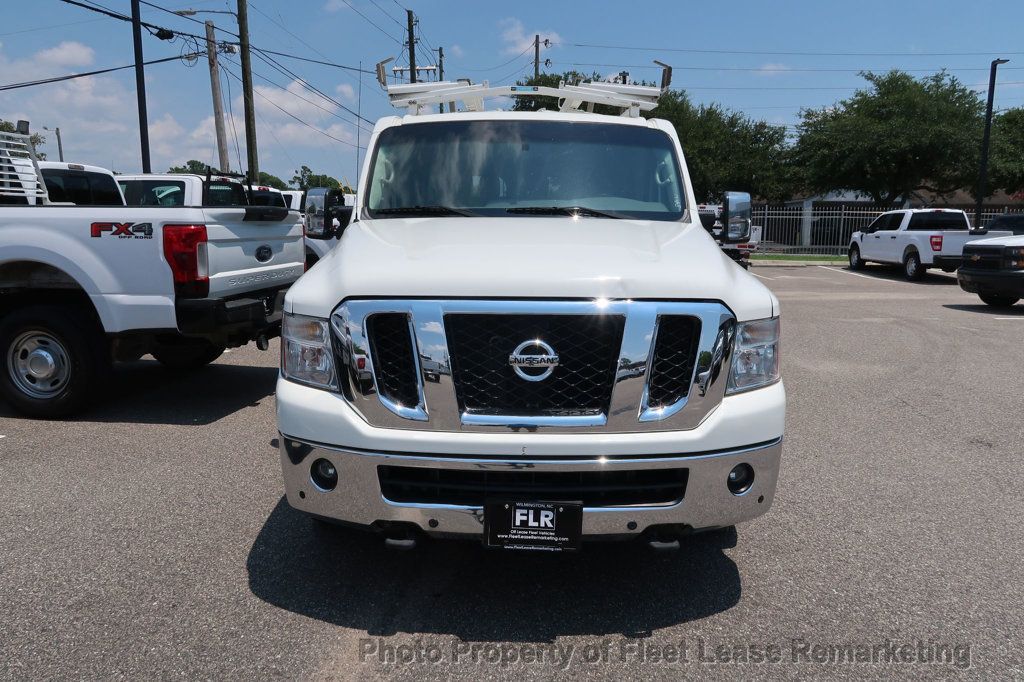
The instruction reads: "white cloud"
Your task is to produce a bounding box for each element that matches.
[35,41,95,68]
[499,18,562,56]
[756,63,789,77]
[449,44,464,58]
[323,0,350,12]
[335,83,355,102]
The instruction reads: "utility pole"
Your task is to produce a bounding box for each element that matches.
[44,127,64,162]
[237,0,258,177]
[437,47,444,113]
[406,9,417,83]
[130,0,151,172]
[205,21,230,172]
[976,57,1009,229]
[534,34,540,80]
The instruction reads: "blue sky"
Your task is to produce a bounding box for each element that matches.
[3,0,1024,184]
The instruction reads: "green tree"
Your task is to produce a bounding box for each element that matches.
[255,171,287,190]
[0,119,46,160]
[290,165,339,190]
[646,90,792,202]
[168,159,218,174]
[791,71,983,204]
[990,107,1024,197]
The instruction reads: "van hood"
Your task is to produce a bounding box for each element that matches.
[287,217,776,321]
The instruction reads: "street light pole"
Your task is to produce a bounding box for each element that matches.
[976,57,1009,229]
[44,127,64,162]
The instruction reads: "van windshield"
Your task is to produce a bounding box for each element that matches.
[364,120,686,221]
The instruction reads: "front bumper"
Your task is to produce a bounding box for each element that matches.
[278,436,782,540]
[176,288,288,345]
[958,267,1024,297]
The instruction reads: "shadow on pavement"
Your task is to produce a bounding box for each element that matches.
[247,497,742,642]
[857,265,958,284]
[0,359,278,425]
[944,303,1024,316]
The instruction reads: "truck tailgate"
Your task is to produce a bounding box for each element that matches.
[939,230,1013,256]
[201,207,305,298]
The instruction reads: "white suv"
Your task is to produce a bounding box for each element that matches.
[274,80,785,551]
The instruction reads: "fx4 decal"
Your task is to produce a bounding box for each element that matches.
[90,222,154,239]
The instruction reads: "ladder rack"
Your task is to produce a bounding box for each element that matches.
[0,130,48,204]
[386,62,672,118]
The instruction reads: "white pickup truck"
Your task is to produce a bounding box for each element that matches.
[274,77,785,551]
[0,132,304,417]
[848,208,1010,280]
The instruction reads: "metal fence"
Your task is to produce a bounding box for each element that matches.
[753,204,1024,255]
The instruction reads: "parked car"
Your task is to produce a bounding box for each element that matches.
[0,159,125,206]
[275,77,784,551]
[118,173,249,208]
[849,208,1011,280]
[984,213,1024,235]
[248,185,288,208]
[957,234,1024,308]
[0,131,305,417]
[281,190,305,212]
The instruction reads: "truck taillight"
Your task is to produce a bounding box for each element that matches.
[930,235,943,251]
[163,224,209,298]
[357,357,366,370]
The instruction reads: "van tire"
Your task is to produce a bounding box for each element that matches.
[0,304,110,418]
[978,293,1020,308]
[152,339,225,369]
[903,251,924,281]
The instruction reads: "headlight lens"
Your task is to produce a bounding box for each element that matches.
[281,312,337,390]
[726,317,780,394]
[1005,246,1024,269]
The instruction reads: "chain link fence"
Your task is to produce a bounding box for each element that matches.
[754,204,1024,255]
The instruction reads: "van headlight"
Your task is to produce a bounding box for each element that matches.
[726,317,780,394]
[281,312,337,390]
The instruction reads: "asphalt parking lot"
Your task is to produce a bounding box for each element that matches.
[2,263,1022,680]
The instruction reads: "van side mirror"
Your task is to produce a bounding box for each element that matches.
[721,191,751,243]
[326,205,354,237]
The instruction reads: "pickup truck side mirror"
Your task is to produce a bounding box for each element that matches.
[720,191,752,243]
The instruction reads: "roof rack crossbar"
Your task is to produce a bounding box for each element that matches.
[386,62,671,117]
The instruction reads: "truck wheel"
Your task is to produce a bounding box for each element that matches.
[0,305,109,418]
[903,251,924,281]
[151,339,225,369]
[848,245,864,270]
[978,293,1020,308]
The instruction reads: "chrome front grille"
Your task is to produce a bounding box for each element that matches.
[444,313,625,418]
[331,299,735,432]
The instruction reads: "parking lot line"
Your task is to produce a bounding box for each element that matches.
[817,265,875,280]
[750,272,774,280]
[994,317,1024,320]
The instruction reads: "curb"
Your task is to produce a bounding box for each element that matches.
[750,261,844,268]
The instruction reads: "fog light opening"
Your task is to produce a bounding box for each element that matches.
[727,463,754,495]
[310,458,338,492]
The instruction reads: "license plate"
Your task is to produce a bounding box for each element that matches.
[484,500,583,551]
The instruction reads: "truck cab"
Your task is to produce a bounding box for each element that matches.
[274,78,784,551]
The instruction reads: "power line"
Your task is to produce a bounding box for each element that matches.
[565,41,1024,58]
[220,64,365,149]
[0,17,105,37]
[460,44,534,73]
[331,0,402,44]
[225,52,374,133]
[220,63,244,172]
[0,52,202,92]
[550,61,1024,74]
[366,0,405,30]
[250,47,374,126]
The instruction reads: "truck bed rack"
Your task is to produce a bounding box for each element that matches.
[386,62,672,118]
[0,130,48,204]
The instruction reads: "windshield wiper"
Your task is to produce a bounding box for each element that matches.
[505,206,622,219]
[375,205,473,217]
